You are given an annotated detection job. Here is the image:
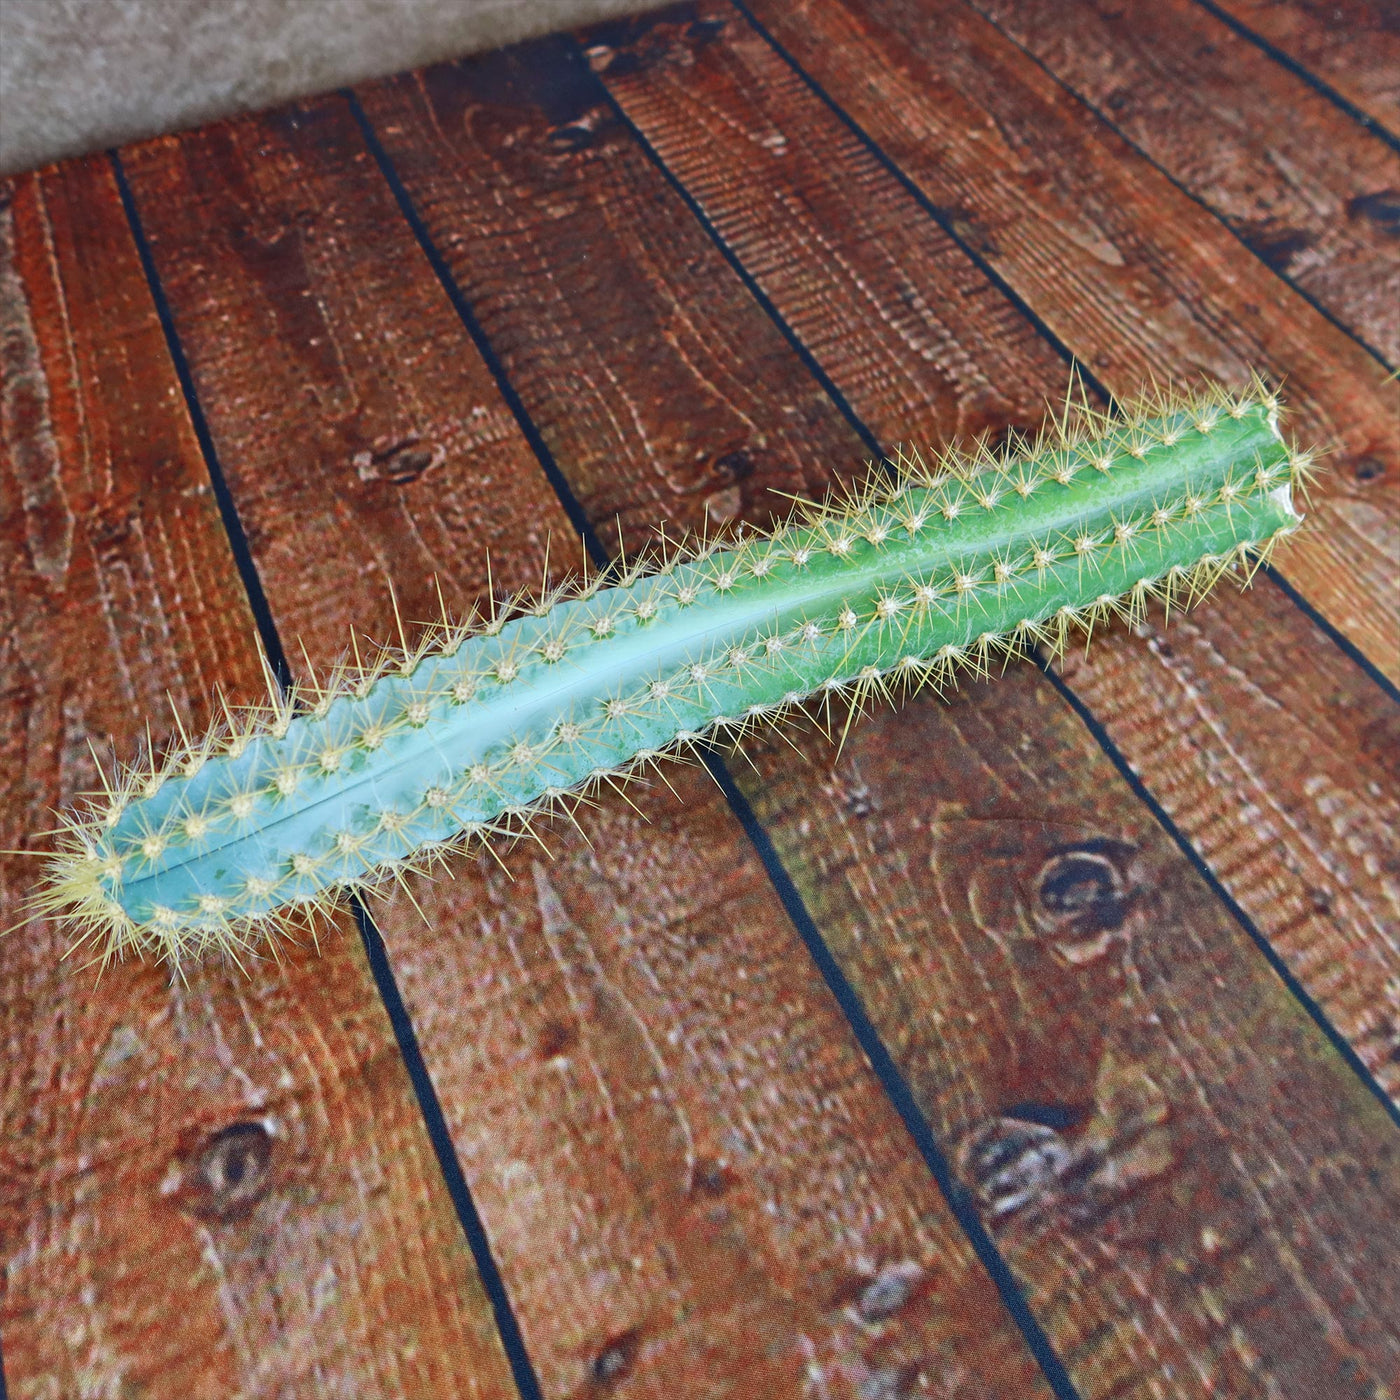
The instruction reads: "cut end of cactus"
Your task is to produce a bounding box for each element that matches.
[1270,480,1301,523]
[22,374,1315,972]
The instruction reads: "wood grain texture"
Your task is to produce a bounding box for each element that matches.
[583,1,1400,1099]
[0,160,516,1400]
[745,0,1400,683]
[967,0,1400,364]
[360,28,1400,1400]
[581,4,1071,455]
[738,666,1400,1400]
[361,39,874,546]
[123,82,1056,1397]
[119,99,567,644]
[1207,0,1400,132]
[1058,579,1400,1089]
[376,772,1055,1399]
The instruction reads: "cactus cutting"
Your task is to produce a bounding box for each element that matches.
[29,377,1313,968]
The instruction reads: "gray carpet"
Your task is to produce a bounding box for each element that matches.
[1,0,654,175]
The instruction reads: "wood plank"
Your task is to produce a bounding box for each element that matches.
[118,107,567,635]
[360,30,1400,1399]
[121,86,1056,1398]
[583,2,1400,1097]
[377,767,1057,1400]
[364,51,866,546]
[743,0,1400,684]
[966,0,1400,364]
[1206,0,1400,132]
[585,4,1073,447]
[740,665,1400,1400]
[1057,579,1400,1084]
[0,160,517,1399]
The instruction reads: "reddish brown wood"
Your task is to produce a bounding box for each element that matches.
[584,2,1400,1097]
[361,41,879,546]
[1208,0,1400,132]
[582,5,1072,454]
[377,768,1056,1398]
[747,0,1400,684]
[360,31,1400,1398]
[119,102,571,640]
[0,161,517,1399]
[967,0,1400,363]
[738,668,1400,1398]
[1058,580,1400,1082]
[121,87,1056,1397]
[10,8,1399,1395]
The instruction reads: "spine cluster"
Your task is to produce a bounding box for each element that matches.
[31,380,1310,967]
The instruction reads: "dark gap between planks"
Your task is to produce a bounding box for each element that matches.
[969,0,1397,372]
[1189,0,1400,152]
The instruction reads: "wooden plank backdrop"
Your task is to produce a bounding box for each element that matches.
[115,89,1055,1400]
[0,159,518,1398]
[2,2,1397,1398]
[1203,0,1400,131]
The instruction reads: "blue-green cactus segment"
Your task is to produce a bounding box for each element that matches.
[39,387,1307,963]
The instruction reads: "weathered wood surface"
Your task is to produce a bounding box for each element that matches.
[0,161,517,1399]
[118,104,568,636]
[744,0,1400,685]
[588,7,1073,447]
[376,773,1056,1399]
[119,88,1055,1398]
[741,667,1400,1399]
[365,47,861,547]
[582,0,1400,1103]
[1207,0,1400,132]
[360,31,1400,1399]
[5,3,1400,1397]
[1057,580,1400,1090]
[967,0,1400,364]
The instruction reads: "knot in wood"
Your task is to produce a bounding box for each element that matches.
[187,1120,274,1221]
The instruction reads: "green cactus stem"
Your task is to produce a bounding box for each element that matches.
[31,379,1311,966]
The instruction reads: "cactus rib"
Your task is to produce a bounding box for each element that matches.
[30,378,1312,967]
